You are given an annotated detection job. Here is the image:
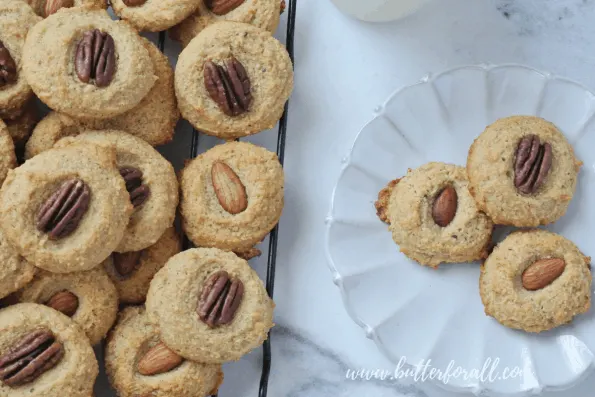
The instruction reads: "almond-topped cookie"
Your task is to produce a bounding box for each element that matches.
[170,0,283,47]
[145,248,275,363]
[376,162,493,268]
[0,143,132,273]
[467,116,580,227]
[0,0,41,118]
[180,141,283,257]
[480,229,591,332]
[22,8,156,120]
[19,267,118,345]
[106,306,223,397]
[56,130,179,252]
[175,21,293,139]
[104,227,181,304]
[0,303,98,397]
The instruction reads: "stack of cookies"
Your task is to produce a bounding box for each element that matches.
[0,1,292,396]
[376,115,591,333]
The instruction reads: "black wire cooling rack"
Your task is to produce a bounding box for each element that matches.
[157,1,297,395]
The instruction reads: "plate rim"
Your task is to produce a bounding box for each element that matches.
[324,63,595,396]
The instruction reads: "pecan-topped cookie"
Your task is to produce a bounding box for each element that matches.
[175,21,293,139]
[106,306,223,397]
[23,0,107,18]
[111,0,200,32]
[22,8,156,120]
[0,143,132,273]
[480,230,591,332]
[467,116,580,226]
[170,0,282,48]
[104,227,181,304]
[0,303,98,396]
[19,267,118,345]
[0,0,41,118]
[56,130,178,252]
[146,248,275,363]
[376,162,493,268]
[180,141,283,257]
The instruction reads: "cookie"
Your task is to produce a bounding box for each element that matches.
[25,39,177,157]
[170,0,282,48]
[56,130,178,252]
[0,0,41,118]
[0,303,98,396]
[480,230,591,332]
[0,143,133,273]
[111,0,200,32]
[146,248,275,363]
[377,162,493,268]
[180,141,283,255]
[4,99,39,149]
[106,306,223,397]
[467,116,580,227]
[0,119,16,185]
[23,0,107,18]
[18,267,118,345]
[175,21,293,139]
[0,227,36,300]
[104,227,181,304]
[23,8,156,120]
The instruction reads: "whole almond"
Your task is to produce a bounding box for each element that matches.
[137,342,183,376]
[522,258,566,291]
[211,161,248,215]
[46,290,79,317]
[432,185,458,227]
[44,0,74,17]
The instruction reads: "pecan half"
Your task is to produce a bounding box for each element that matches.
[197,271,244,328]
[205,0,246,15]
[0,40,17,88]
[112,250,142,277]
[204,57,252,117]
[44,0,74,17]
[0,330,64,388]
[120,167,150,208]
[37,179,91,240]
[123,0,148,6]
[514,135,553,194]
[75,29,116,88]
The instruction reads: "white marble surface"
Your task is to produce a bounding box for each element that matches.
[95,1,595,396]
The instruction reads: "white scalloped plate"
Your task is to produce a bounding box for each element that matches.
[325,64,595,396]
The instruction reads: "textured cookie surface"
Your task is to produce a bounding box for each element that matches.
[175,21,293,139]
[104,227,181,304]
[25,111,81,160]
[467,116,579,227]
[0,303,98,397]
[112,0,200,32]
[480,230,591,332]
[146,248,275,363]
[0,143,132,273]
[0,0,41,118]
[57,130,178,252]
[180,141,283,253]
[0,227,36,300]
[19,267,118,345]
[0,119,16,185]
[23,0,107,17]
[382,162,493,268]
[106,306,223,397]
[23,8,156,119]
[170,0,281,47]
[3,99,39,148]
